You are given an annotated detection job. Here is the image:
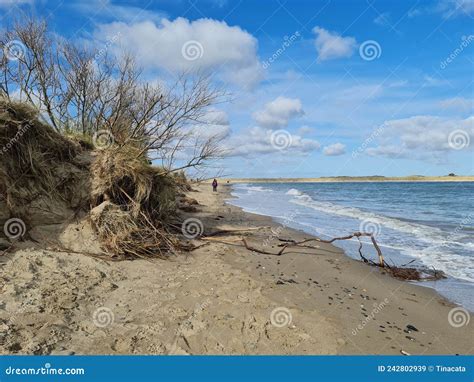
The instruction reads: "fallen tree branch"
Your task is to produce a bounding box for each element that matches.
[201,231,445,282]
[205,226,270,237]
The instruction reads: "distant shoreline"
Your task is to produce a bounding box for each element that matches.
[221,176,474,183]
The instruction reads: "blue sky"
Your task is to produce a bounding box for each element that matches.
[2,0,473,177]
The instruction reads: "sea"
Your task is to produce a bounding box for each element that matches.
[228,182,474,311]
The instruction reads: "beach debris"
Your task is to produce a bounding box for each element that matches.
[400,350,410,356]
[197,223,445,282]
[406,324,419,332]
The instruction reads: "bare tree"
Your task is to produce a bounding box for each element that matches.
[0,17,226,174]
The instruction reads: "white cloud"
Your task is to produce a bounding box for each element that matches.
[439,97,473,113]
[374,12,391,27]
[252,97,304,129]
[365,115,473,159]
[323,143,346,156]
[365,145,406,158]
[437,0,474,17]
[297,125,314,135]
[73,0,167,22]
[408,0,474,19]
[423,75,447,87]
[313,26,357,62]
[202,109,230,126]
[224,126,320,157]
[93,17,263,89]
[0,0,32,6]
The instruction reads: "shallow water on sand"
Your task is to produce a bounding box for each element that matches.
[228,182,474,311]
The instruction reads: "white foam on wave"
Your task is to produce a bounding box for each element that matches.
[235,184,271,193]
[289,191,442,242]
[401,246,474,283]
[286,189,474,282]
[286,188,303,196]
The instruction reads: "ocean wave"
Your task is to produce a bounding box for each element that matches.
[286,188,303,196]
[235,184,271,193]
[287,190,472,249]
[401,246,474,283]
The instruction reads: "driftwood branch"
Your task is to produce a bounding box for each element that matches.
[198,228,445,282]
[274,232,385,267]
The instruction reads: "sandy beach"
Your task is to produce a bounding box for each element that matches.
[0,183,472,355]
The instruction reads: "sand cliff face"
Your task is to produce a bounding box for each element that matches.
[0,100,179,259]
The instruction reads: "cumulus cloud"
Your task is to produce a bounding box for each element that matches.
[323,143,346,156]
[224,126,320,157]
[252,97,304,129]
[190,109,230,140]
[313,26,357,62]
[93,17,263,89]
[439,97,473,113]
[202,109,230,126]
[365,115,473,159]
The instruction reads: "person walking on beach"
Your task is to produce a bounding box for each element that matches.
[212,178,218,192]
